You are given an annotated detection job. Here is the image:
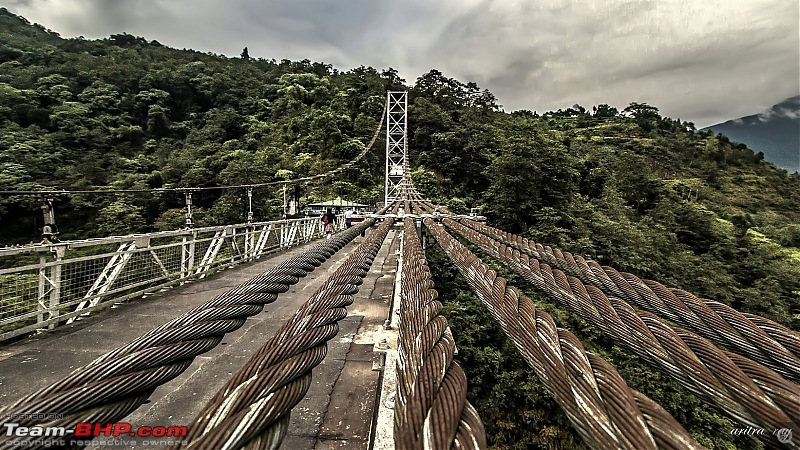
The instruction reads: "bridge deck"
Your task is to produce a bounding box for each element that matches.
[0,229,399,449]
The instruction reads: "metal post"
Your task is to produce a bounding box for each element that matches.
[246,187,254,223]
[37,253,47,326]
[181,231,197,284]
[185,192,194,228]
[280,222,288,248]
[48,246,64,329]
[228,226,238,266]
[282,184,288,219]
[246,187,255,260]
[181,236,189,281]
[188,231,196,274]
[244,225,254,261]
[41,198,58,242]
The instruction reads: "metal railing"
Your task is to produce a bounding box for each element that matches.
[0,216,343,343]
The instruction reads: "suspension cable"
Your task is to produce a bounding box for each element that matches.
[460,218,800,383]
[424,217,702,450]
[445,218,798,448]
[395,218,486,449]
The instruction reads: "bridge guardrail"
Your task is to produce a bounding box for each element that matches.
[0,216,344,343]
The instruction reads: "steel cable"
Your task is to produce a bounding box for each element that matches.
[0,221,374,450]
[459,218,800,384]
[424,218,702,450]
[394,218,487,449]
[445,218,799,448]
[172,219,394,450]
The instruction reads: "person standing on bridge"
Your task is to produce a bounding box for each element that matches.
[344,208,354,228]
[323,208,336,239]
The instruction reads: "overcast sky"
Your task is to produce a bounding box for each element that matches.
[4,0,799,127]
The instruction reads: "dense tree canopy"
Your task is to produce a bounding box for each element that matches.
[0,8,404,240]
[1,7,799,448]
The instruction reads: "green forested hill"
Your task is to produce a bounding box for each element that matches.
[2,8,799,449]
[0,7,403,239]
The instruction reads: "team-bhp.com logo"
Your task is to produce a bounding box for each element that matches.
[4,422,188,447]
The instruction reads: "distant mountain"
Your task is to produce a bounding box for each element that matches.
[702,96,800,173]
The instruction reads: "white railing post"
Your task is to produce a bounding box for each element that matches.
[48,246,64,329]
[36,253,47,327]
[228,226,240,265]
[244,224,255,261]
[181,236,189,281]
[303,218,314,242]
[286,221,299,248]
[279,222,288,249]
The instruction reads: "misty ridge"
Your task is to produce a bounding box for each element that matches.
[703,96,800,174]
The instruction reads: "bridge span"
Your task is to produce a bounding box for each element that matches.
[1,227,400,449]
[0,91,798,449]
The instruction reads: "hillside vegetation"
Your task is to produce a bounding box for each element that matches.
[0,8,402,240]
[2,8,799,449]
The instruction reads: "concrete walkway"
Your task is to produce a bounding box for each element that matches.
[0,227,400,449]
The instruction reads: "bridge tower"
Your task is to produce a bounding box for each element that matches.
[384,91,408,205]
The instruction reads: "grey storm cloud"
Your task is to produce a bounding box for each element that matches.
[5,0,799,127]
[759,96,800,121]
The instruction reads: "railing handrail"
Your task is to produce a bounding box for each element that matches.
[0,216,337,256]
[0,215,343,343]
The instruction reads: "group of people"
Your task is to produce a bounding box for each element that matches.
[321,208,355,239]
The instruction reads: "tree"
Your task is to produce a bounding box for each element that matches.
[592,104,618,118]
[622,102,660,120]
[380,67,405,86]
[622,102,661,132]
[96,200,147,235]
[567,104,587,116]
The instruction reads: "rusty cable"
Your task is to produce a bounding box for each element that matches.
[172,219,394,450]
[394,218,487,449]
[0,221,375,449]
[445,218,799,448]
[424,217,702,450]
[459,219,800,383]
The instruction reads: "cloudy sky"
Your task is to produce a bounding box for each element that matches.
[4,0,799,127]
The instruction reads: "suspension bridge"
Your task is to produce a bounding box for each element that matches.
[0,92,797,450]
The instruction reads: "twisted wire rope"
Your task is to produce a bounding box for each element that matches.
[0,221,374,449]
[172,218,395,450]
[460,219,800,383]
[424,217,702,450]
[444,218,799,448]
[394,217,487,450]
